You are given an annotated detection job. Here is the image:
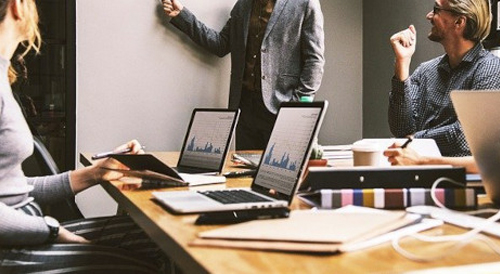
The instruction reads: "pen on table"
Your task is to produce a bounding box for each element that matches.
[400,137,413,149]
[91,146,146,160]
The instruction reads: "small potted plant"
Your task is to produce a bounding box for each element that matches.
[308,138,327,165]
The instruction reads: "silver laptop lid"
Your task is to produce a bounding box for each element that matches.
[451,90,500,205]
[177,108,240,173]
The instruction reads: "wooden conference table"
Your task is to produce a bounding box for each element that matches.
[80,151,500,274]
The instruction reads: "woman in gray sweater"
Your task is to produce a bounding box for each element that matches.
[0,0,165,272]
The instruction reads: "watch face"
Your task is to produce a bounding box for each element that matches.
[44,216,60,227]
[44,216,60,243]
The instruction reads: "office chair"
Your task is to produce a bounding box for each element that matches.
[22,136,84,222]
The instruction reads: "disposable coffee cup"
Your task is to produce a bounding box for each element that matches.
[352,141,384,167]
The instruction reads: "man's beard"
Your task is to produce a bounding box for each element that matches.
[428,27,442,42]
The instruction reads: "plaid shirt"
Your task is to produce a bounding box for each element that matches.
[389,43,500,157]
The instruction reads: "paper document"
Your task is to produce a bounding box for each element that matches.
[321,139,441,164]
[322,145,353,160]
[179,173,226,186]
[357,138,441,157]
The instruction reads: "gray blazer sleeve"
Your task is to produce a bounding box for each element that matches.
[170,8,231,57]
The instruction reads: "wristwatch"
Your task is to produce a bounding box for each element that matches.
[43,216,60,243]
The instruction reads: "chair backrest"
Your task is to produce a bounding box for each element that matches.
[23,136,59,176]
[22,136,84,221]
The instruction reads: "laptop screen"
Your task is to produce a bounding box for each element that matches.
[451,90,500,205]
[177,109,239,171]
[252,102,328,202]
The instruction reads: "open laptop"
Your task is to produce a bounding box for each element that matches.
[174,108,240,174]
[152,101,329,213]
[451,90,500,205]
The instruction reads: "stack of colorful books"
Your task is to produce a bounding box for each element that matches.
[298,188,477,209]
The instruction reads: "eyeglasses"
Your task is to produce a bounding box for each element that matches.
[432,5,461,15]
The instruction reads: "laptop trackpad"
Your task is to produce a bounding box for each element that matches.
[163,192,219,206]
[172,194,211,203]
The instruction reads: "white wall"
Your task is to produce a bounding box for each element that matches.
[75,0,234,216]
[75,0,363,216]
[316,0,363,145]
[76,0,233,154]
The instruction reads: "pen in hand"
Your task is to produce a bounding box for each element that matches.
[400,136,413,149]
[91,146,146,160]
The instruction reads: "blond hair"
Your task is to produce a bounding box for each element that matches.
[1,0,42,83]
[448,0,492,42]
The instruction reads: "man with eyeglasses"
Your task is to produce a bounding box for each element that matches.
[388,0,500,157]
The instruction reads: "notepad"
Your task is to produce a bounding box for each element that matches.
[191,208,424,253]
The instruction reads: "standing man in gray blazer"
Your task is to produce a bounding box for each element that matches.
[162,0,325,150]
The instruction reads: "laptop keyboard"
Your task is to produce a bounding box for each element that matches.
[199,190,272,204]
[176,166,212,174]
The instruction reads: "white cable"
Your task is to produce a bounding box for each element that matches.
[462,208,499,216]
[392,176,500,262]
[393,232,500,262]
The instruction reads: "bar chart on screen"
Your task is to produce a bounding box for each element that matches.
[180,112,235,169]
[255,108,320,195]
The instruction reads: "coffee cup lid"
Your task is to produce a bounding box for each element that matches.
[352,140,384,152]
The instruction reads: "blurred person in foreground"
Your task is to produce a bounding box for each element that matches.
[0,0,167,272]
